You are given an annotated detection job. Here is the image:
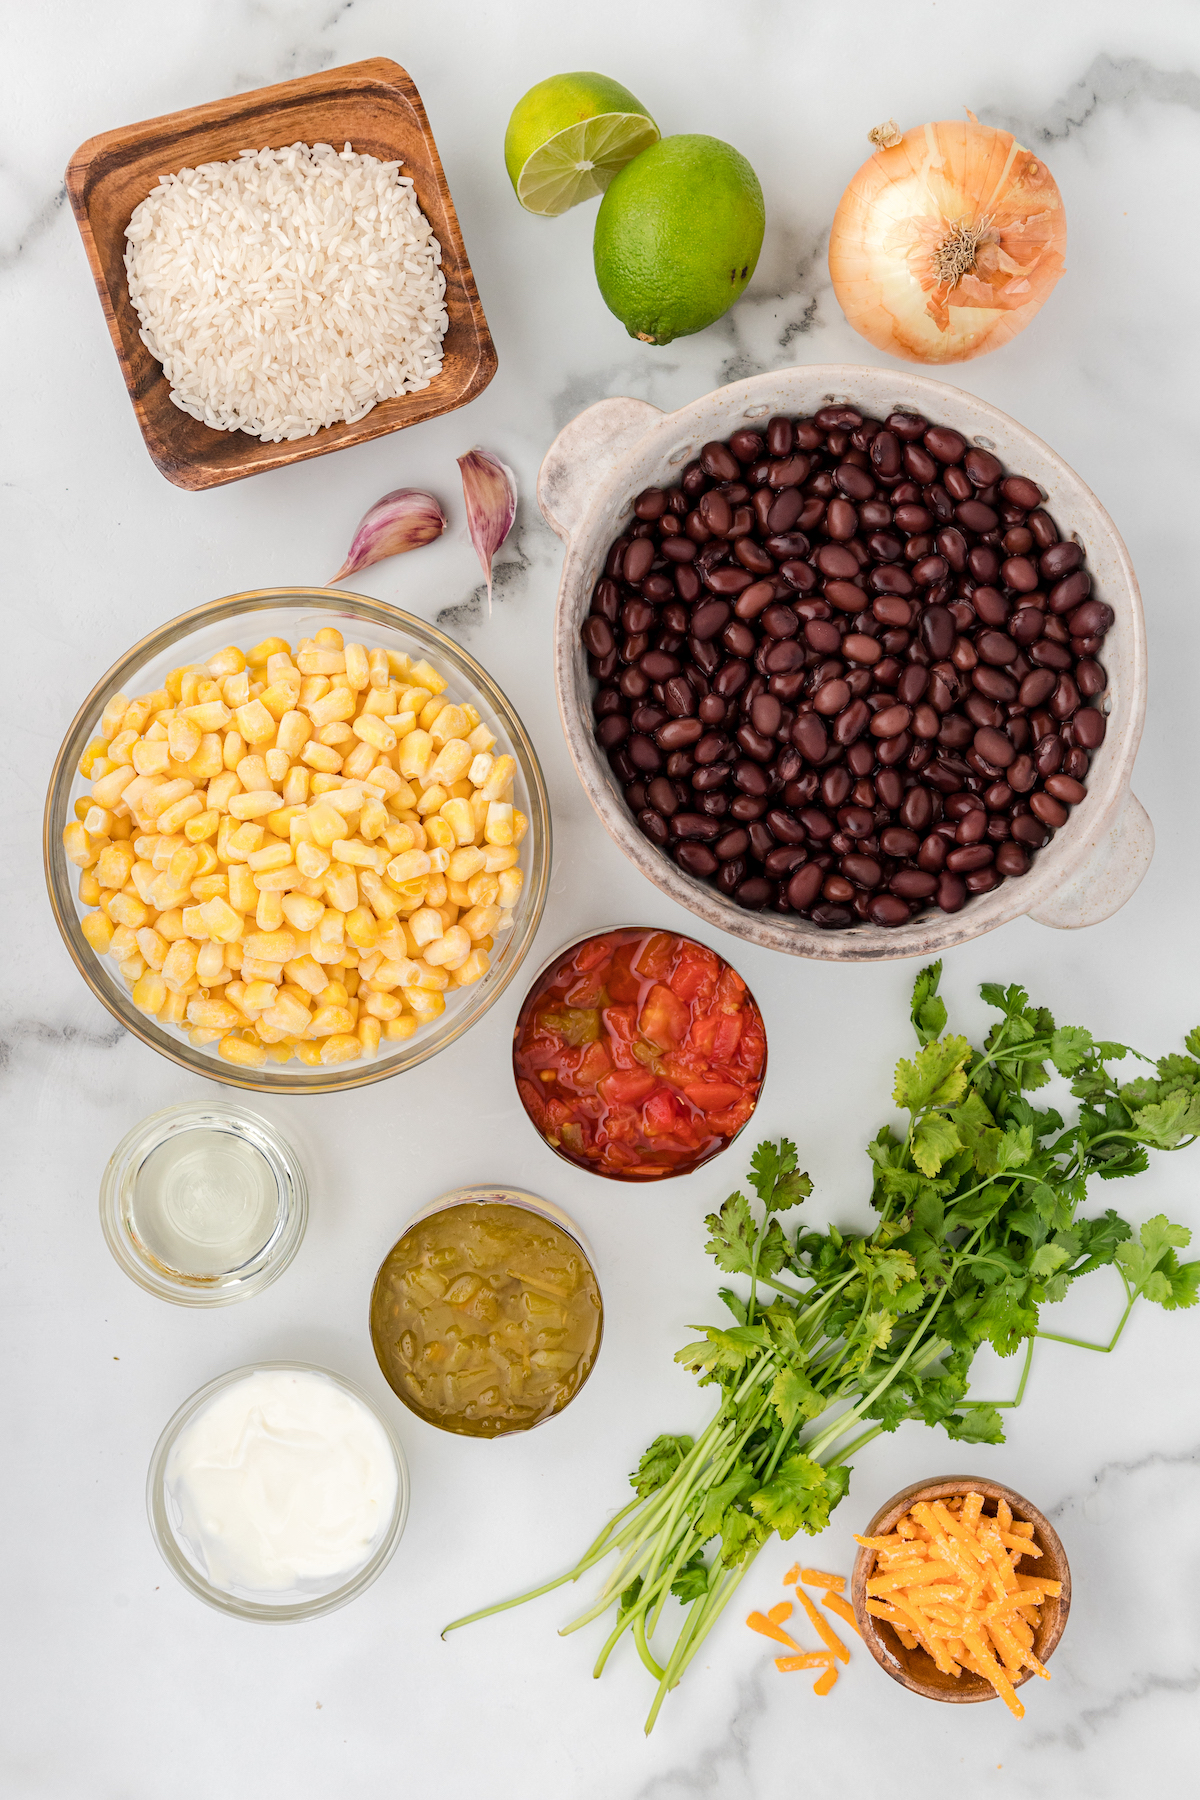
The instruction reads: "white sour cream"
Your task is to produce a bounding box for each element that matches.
[165,1369,399,1598]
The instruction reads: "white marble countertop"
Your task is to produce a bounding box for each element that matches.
[4,2,1200,1795]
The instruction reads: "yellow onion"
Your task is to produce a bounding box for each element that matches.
[828,115,1066,364]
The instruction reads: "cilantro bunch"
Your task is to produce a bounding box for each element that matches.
[446,965,1199,1732]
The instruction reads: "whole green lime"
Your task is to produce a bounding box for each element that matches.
[593,135,765,345]
[504,72,659,217]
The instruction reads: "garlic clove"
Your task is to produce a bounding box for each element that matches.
[329,489,447,584]
[457,449,517,612]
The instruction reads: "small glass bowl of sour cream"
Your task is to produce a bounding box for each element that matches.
[147,1363,409,1621]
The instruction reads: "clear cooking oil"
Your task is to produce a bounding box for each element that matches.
[129,1128,281,1280]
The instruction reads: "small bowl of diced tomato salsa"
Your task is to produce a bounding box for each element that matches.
[512,926,767,1180]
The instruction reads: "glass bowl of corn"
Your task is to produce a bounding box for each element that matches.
[44,589,551,1092]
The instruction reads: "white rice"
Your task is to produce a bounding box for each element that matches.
[124,142,449,442]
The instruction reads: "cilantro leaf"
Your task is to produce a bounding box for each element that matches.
[1028,1242,1071,1279]
[719,1506,768,1567]
[769,1365,826,1431]
[911,1113,962,1177]
[910,961,948,1046]
[942,1405,1006,1445]
[894,1036,972,1113]
[1185,1026,1200,1059]
[756,1218,790,1280]
[618,1576,643,1614]
[953,1089,1002,1174]
[748,1138,812,1214]
[703,1193,756,1276]
[695,1464,757,1543]
[630,1435,693,1499]
[670,1551,710,1603]
[1128,1090,1200,1150]
[1155,1054,1200,1089]
[675,1325,770,1380]
[996,1123,1035,1172]
[718,1286,748,1324]
[1050,1025,1093,1075]
[1155,1254,1200,1310]
[750,1455,852,1541]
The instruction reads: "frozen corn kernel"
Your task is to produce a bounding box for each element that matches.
[480,755,516,802]
[282,893,325,933]
[460,903,501,942]
[397,729,433,781]
[383,1015,419,1042]
[452,949,491,986]
[484,802,514,846]
[345,904,380,951]
[403,987,446,1023]
[497,867,524,908]
[218,1033,267,1069]
[363,990,402,1020]
[109,893,150,930]
[318,1033,361,1065]
[133,738,172,777]
[483,844,519,872]
[162,940,199,992]
[196,941,227,986]
[81,910,115,953]
[308,1003,353,1037]
[248,637,291,667]
[255,888,285,932]
[429,739,472,786]
[186,997,239,1031]
[331,837,386,871]
[408,907,444,947]
[131,969,167,1014]
[262,991,312,1036]
[423,925,471,969]
[358,797,389,841]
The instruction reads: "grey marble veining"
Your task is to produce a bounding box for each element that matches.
[3,2,1200,1796]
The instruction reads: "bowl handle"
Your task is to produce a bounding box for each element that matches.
[537,397,664,541]
[1029,789,1154,929]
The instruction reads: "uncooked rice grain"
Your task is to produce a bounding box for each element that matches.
[124,142,449,442]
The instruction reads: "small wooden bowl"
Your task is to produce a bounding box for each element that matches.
[851,1475,1071,1704]
[65,58,497,490]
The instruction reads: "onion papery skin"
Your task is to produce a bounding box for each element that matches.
[828,120,1067,364]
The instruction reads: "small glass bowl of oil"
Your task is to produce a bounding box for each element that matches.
[100,1101,307,1305]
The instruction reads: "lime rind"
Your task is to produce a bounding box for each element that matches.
[516,113,660,217]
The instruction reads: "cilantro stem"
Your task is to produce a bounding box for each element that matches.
[1037,1299,1135,1353]
[962,1335,1034,1408]
[633,1611,665,1682]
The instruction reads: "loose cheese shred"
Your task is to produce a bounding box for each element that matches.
[748,1566,854,1695]
[855,1492,1062,1718]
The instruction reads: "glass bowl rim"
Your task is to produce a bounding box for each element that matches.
[146,1358,410,1622]
[44,587,552,1094]
[369,1183,604,1435]
[99,1098,308,1307]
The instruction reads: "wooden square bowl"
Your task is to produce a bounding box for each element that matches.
[65,57,497,490]
[850,1475,1071,1704]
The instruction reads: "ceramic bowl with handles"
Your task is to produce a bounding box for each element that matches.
[540,365,1152,963]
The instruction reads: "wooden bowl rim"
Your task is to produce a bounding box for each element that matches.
[63,56,496,489]
[850,1474,1071,1704]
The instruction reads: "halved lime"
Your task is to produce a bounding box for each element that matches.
[505,72,660,217]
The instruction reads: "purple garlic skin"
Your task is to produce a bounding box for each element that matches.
[329,488,447,584]
[458,449,517,609]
